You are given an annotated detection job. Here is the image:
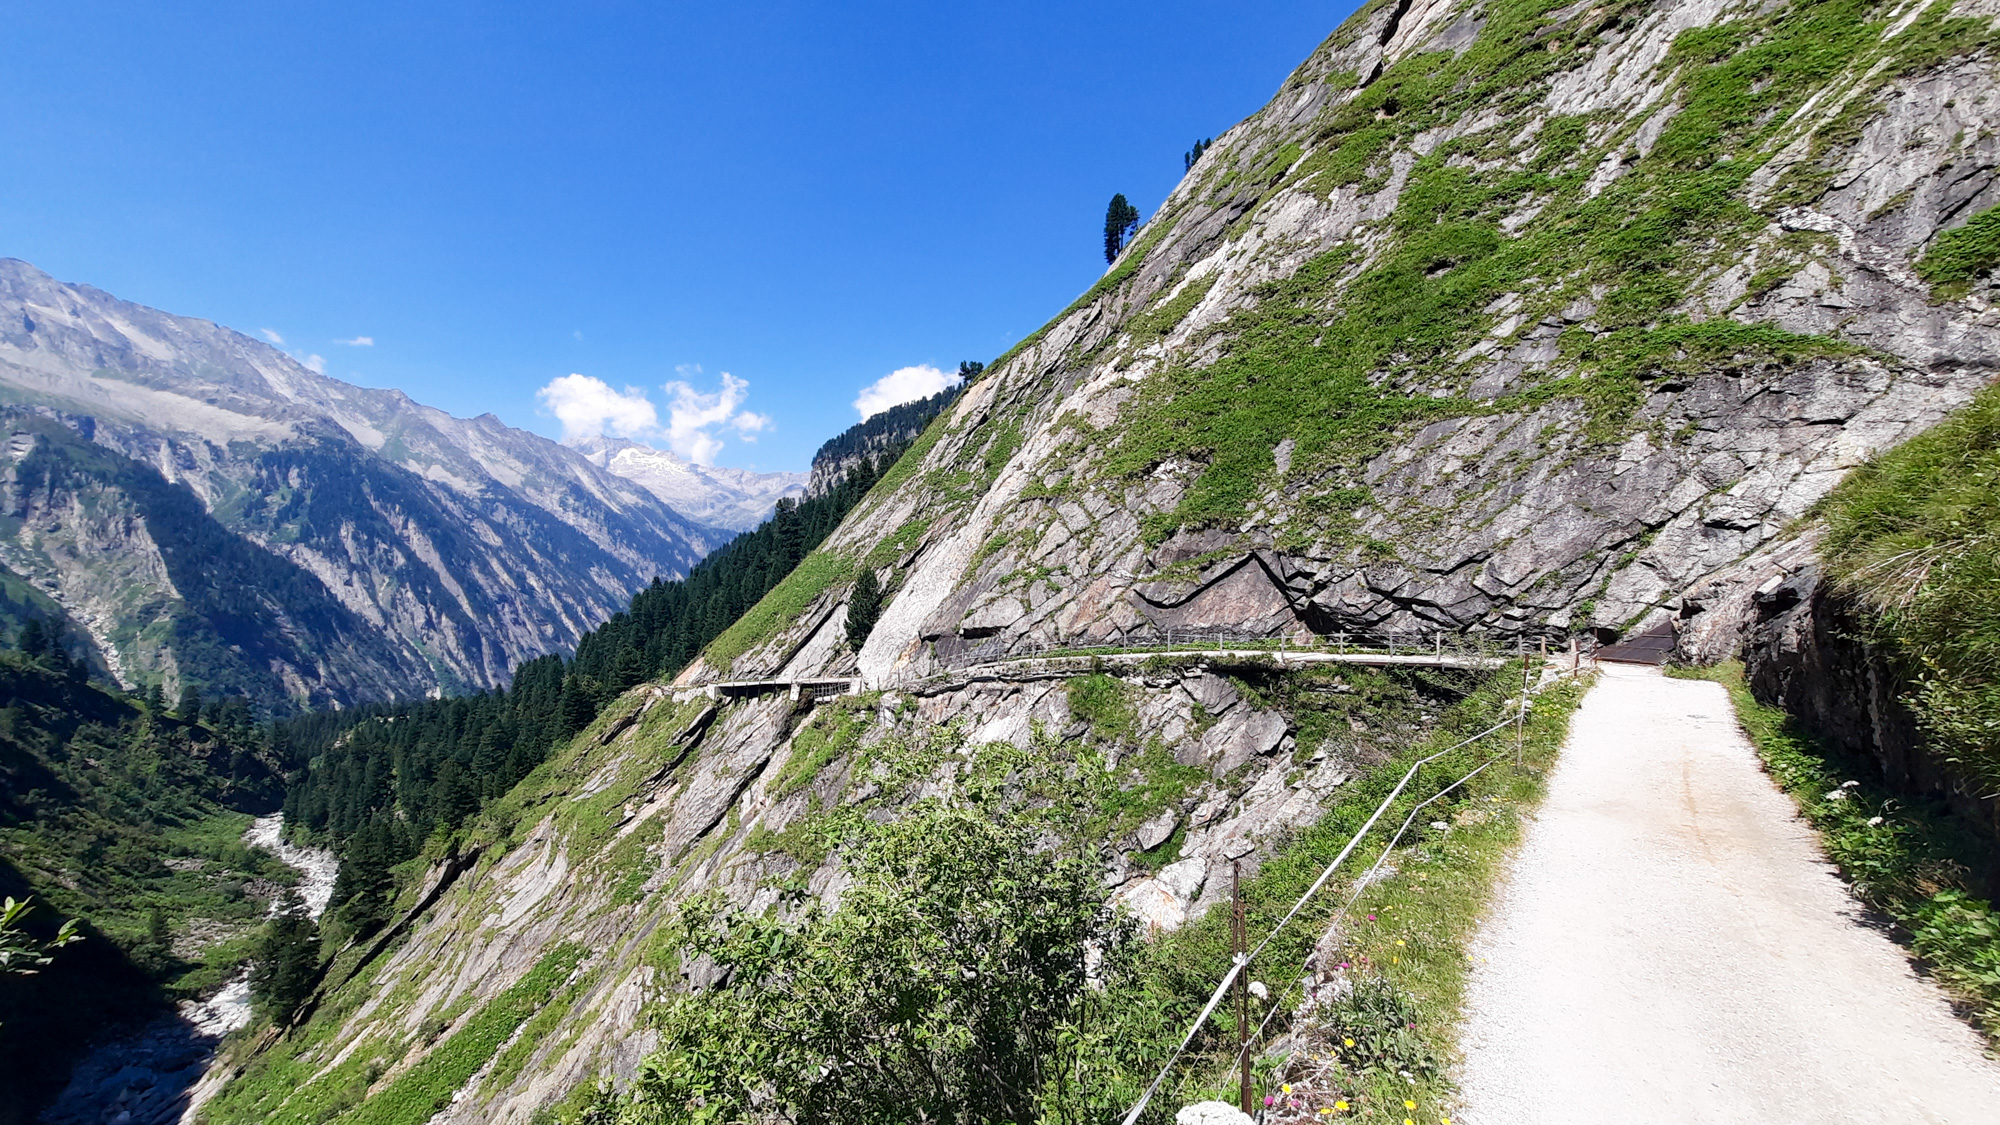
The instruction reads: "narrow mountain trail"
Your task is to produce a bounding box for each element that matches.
[1456,663,2000,1124]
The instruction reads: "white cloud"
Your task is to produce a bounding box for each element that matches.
[260,328,285,345]
[854,364,961,420]
[336,335,374,347]
[303,354,327,373]
[534,370,769,465]
[662,373,769,465]
[536,373,660,442]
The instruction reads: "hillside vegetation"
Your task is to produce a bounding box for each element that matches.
[0,648,294,1116]
[282,452,900,944]
[184,0,2000,1120]
[1820,382,2000,797]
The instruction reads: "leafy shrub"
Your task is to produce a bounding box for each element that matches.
[1067,672,1137,744]
[601,804,1138,1125]
[1819,382,2000,794]
[1318,978,1440,1082]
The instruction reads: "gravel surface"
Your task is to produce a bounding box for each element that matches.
[1456,663,2000,1124]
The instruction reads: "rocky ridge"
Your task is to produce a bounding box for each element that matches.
[200,0,2000,1119]
[0,260,725,702]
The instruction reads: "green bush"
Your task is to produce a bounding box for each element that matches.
[600,805,1141,1125]
[1819,382,2000,794]
[1917,204,2000,299]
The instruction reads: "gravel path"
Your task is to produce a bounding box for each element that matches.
[1456,662,2000,1124]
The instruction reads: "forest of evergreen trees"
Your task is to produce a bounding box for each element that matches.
[808,384,961,474]
[282,448,904,937]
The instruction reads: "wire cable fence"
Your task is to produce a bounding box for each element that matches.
[931,626,1511,673]
[1118,665,1556,1125]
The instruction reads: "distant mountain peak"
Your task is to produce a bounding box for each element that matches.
[570,435,806,532]
[0,258,719,705]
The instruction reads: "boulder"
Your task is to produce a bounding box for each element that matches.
[1196,709,1290,776]
[1176,1102,1254,1125]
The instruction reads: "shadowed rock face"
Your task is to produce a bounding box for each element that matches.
[205,2,2000,1119]
[0,260,719,701]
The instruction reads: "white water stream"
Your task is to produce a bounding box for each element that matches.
[39,813,338,1125]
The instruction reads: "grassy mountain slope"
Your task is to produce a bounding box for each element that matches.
[198,1,2000,1121]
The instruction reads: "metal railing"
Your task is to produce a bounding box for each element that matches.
[931,626,1499,671]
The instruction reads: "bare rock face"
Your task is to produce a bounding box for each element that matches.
[774,0,2000,693]
[1193,707,1291,777]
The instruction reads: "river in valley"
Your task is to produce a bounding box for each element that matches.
[38,814,338,1125]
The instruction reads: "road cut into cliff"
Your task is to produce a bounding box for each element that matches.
[1456,663,2000,1123]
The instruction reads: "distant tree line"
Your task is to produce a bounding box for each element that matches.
[1184,137,1212,171]
[283,451,905,939]
[808,386,961,477]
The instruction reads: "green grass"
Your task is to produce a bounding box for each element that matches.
[766,701,868,802]
[1087,0,1980,547]
[1093,741,1208,843]
[1673,662,2000,1041]
[340,944,586,1125]
[199,954,400,1125]
[702,550,853,672]
[1067,672,1138,744]
[1817,382,2000,795]
[1921,204,2000,300]
[1124,274,1218,349]
[1133,670,1588,1119]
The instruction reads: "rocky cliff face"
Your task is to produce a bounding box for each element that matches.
[0,260,724,701]
[203,0,2000,1118]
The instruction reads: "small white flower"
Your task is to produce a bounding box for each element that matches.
[1249,980,1270,1001]
[1824,789,1847,801]
[1841,780,1860,789]
[1867,816,1885,827]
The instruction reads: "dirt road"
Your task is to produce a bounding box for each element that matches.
[1456,662,2000,1123]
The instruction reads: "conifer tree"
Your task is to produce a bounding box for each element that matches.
[846,569,883,651]
[176,683,202,722]
[1103,194,1140,263]
[250,891,318,1024]
[16,618,47,659]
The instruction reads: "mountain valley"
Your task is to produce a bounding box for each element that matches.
[12,0,2000,1122]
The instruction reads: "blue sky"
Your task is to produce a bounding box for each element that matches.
[1,1,1359,472]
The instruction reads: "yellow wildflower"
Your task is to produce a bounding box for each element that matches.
[1343,1038,1355,1047]
[1335,1102,1349,1112]
[1283,1085,1292,1094]
[1405,1100,1416,1110]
